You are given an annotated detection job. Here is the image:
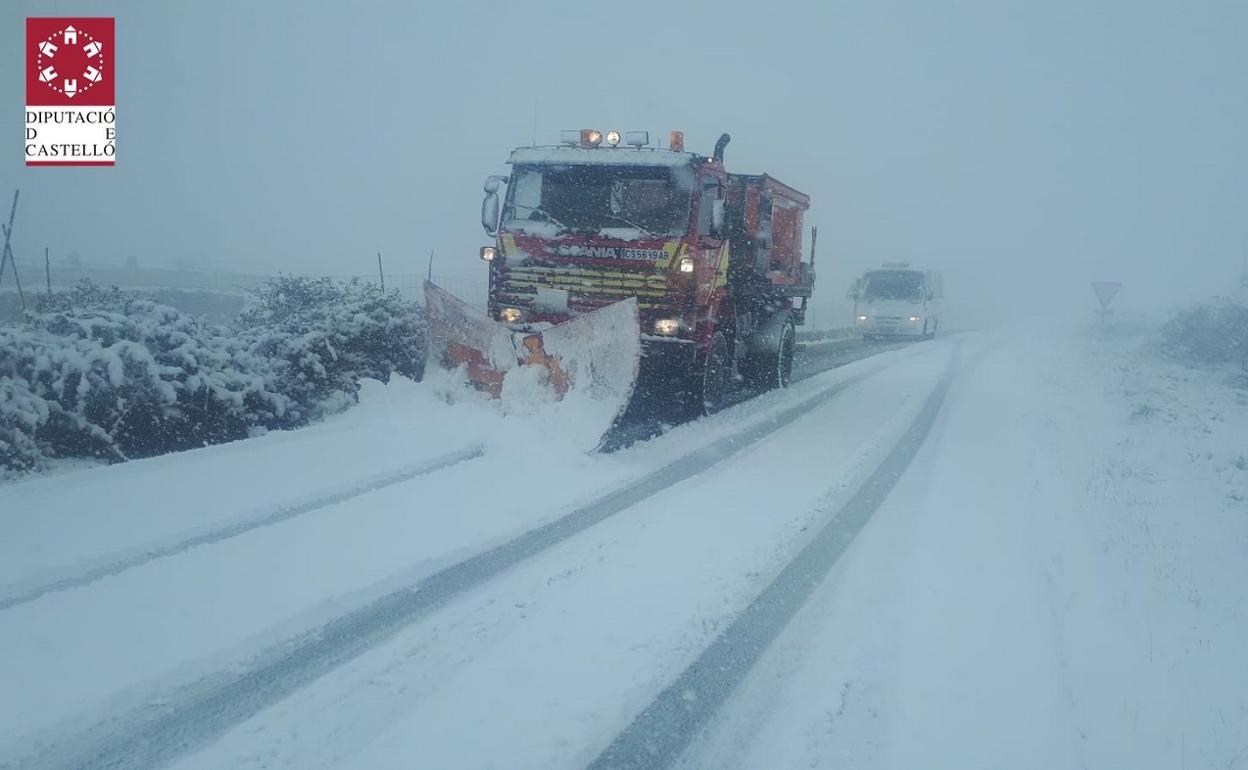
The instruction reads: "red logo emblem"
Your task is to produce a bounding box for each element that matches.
[25,18,116,166]
[27,18,114,106]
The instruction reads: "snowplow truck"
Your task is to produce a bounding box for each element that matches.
[426,129,815,431]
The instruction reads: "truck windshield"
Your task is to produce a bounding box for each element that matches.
[503,164,694,238]
[862,270,924,300]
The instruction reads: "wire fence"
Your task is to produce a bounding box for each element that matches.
[0,257,270,296]
[0,257,488,311]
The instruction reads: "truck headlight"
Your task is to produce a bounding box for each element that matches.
[480,246,496,261]
[678,257,695,273]
[856,314,868,322]
[908,315,921,322]
[653,318,681,335]
[500,307,523,324]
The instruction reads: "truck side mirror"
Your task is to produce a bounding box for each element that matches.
[710,198,726,237]
[481,192,500,236]
[481,175,507,236]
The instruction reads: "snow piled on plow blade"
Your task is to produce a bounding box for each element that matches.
[424,282,640,451]
[424,282,517,396]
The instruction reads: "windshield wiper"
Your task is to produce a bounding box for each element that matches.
[512,203,571,233]
[605,213,658,239]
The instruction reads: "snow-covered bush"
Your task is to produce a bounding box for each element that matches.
[1,283,292,472]
[0,374,48,478]
[236,277,424,420]
[0,278,426,478]
[1160,298,1248,369]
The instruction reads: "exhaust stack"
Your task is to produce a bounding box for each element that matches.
[713,133,731,163]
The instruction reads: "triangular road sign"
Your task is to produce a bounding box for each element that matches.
[1091,281,1121,308]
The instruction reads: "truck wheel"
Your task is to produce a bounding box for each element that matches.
[745,321,795,392]
[701,332,732,415]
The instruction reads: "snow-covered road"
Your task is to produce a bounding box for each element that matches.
[3,329,1247,770]
[679,333,1248,770]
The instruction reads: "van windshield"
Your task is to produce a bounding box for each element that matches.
[862,270,924,300]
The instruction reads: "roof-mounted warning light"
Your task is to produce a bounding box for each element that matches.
[559,128,651,149]
[669,130,684,152]
[580,128,603,148]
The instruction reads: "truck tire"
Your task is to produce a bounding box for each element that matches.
[745,317,795,392]
[700,332,732,415]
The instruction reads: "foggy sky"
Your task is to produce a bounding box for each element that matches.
[2,0,1246,327]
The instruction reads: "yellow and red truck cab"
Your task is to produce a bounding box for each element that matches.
[478,129,816,413]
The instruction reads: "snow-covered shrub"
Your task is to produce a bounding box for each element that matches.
[236,276,424,419]
[2,283,292,466]
[0,374,49,478]
[0,278,426,478]
[1160,298,1248,369]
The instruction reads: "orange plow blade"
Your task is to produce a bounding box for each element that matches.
[424,281,641,446]
[425,282,518,397]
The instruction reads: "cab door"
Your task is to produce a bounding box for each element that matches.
[694,176,728,311]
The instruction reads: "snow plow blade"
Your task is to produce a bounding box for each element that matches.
[424,281,641,448]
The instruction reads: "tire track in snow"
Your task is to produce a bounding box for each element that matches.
[589,344,960,770]
[0,445,485,611]
[20,363,894,770]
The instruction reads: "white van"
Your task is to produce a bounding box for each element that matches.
[851,263,943,339]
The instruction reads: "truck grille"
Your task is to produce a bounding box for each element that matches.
[497,265,677,310]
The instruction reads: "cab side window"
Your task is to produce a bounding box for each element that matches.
[697,181,721,237]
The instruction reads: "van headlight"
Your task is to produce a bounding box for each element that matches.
[500,307,524,324]
[653,318,681,335]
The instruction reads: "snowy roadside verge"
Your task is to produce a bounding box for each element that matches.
[0,443,484,610]
[0,377,480,597]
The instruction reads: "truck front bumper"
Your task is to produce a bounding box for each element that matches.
[640,336,698,376]
[856,318,925,337]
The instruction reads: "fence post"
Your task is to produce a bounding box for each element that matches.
[0,189,27,311]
